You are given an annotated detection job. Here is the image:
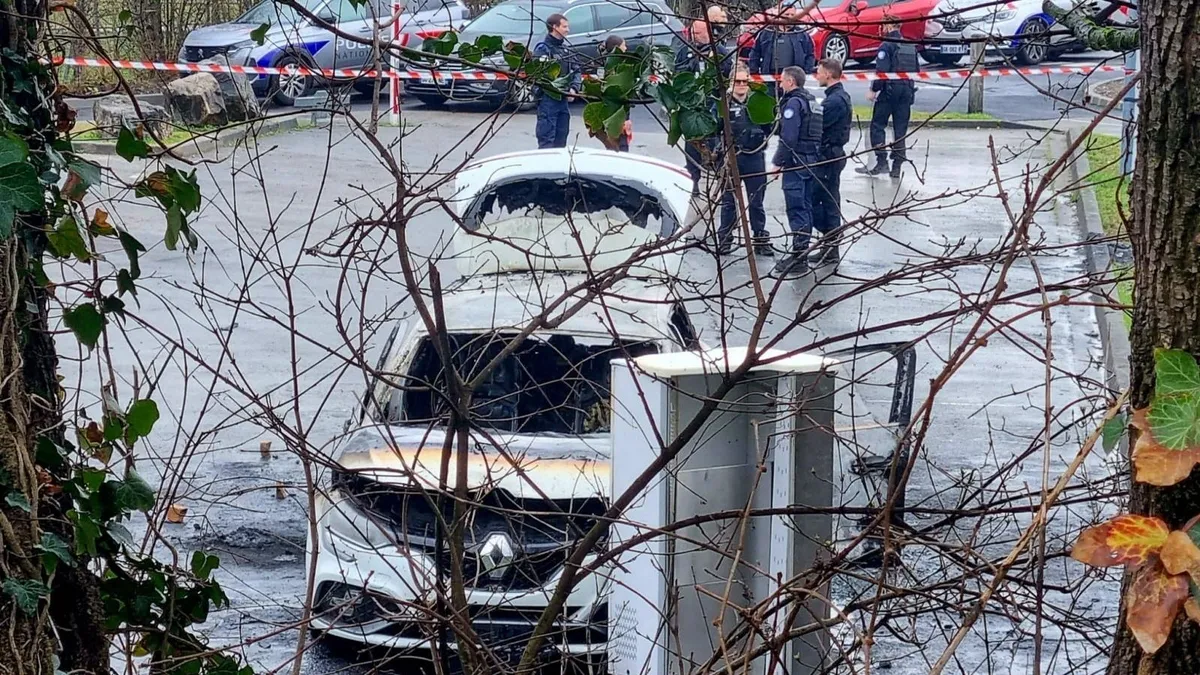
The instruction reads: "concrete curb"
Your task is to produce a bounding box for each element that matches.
[1087,77,1122,109]
[74,115,301,159]
[907,118,1056,131]
[1054,129,1132,424]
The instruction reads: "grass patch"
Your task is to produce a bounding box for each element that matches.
[851,105,997,123]
[1084,133,1131,235]
[70,121,213,147]
[1116,266,1134,330]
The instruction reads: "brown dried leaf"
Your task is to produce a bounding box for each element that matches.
[1132,408,1200,486]
[90,209,115,236]
[1125,557,1189,654]
[166,503,188,523]
[1161,530,1200,579]
[1071,514,1170,568]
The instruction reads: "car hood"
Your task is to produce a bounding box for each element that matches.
[336,425,610,500]
[183,21,292,47]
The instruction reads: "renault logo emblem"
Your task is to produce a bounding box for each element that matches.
[478,533,515,580]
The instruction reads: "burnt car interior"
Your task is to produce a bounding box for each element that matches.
[464,176,675,236]
[394,332,659,434]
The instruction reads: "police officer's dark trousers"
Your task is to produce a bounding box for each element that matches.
[718,157,767,245]
[535,97,571,149]
[869,90,912,164]
[812,153,845,237]
[684,141,706,194]
[782,161,817,251]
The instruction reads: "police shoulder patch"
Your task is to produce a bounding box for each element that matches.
[783,107,795,119]
[878,50,887,59]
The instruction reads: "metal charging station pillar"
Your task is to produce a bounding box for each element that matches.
[607,348,840,675]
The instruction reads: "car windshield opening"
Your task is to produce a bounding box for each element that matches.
[468,176,671,235]
[398,332,658,434]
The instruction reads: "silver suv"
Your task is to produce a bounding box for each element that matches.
[179,0,468,105]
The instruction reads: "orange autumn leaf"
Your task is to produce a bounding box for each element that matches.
[1072,514,1170,568]
[1125,557,1189,653]
[1132,408,1200,487]
[1160,530,1200,579]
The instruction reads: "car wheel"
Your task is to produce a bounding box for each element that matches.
[271,54,314,106]
[416,94,447,108]
[1015,17,1050,66]
[505,79,537,112]
[821,33,850,67]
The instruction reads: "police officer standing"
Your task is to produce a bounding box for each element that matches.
[748,5,816,97]
[856,18,917,177]
[716,65,773,257]
[770,65,823,278]
[533,14,582,149]
[675,20,734,196]
[809,57,851,267]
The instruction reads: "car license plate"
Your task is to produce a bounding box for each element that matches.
[419,75,436,85]
[941,44,970,55]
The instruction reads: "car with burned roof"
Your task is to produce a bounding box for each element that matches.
[306,148,699,662]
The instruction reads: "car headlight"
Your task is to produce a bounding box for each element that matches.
[924,20,943,37]
[322,492,397,551]
[991,8,1017,21]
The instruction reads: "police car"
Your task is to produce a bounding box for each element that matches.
[178,0,467,105]
[921,0,1138,66]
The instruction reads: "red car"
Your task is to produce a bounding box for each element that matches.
[740,0,939,68]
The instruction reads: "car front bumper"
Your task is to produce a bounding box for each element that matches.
[403,73,510,102]
[308,492,609,655]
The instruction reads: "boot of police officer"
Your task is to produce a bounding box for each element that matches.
[533,14,581,149]
[716,66,774,257]
[808,57,851,267]
[856,19,917,178]
[770,66,822,279]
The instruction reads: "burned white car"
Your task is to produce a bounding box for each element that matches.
[307,149,698,661]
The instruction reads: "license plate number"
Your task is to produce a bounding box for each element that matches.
[419,75,436,84]
[941,44,970,55]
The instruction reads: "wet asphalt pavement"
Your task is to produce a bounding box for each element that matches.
[70,91,1120,674]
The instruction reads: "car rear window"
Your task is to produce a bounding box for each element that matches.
[466,3,554,36]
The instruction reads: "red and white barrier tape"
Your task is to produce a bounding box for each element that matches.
[53,56,1129,83]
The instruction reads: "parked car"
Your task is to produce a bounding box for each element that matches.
[740,0,939,68]
[308,148,701,660]
[178,0,467,106]
[921,0,1139,66]
[404,0,682,109]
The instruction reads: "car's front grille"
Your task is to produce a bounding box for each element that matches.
[335,471,608,590]
[941,15,967,32]
[183,45,227,62]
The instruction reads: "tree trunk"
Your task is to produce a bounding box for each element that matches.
[0,2,108,674]
[1107,2,1200,673]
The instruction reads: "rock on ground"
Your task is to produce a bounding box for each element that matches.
[91,96,171,139]
[201,55,263,122]
[165,73,227,127]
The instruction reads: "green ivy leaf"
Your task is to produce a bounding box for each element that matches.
[114,469,156,512]
[118,230,146,280]
[117,269,138,298]
[38,532,75,574]
[250,22,271,45]
[603,106,627,141]
[458,43,483,64]
[2,578,49,615]
[125,399,160,444]
[1155,349,1200,397]
[167,168,201,213]
[1147,394,1200,451]
[115,126,150,161]
[191,550,220,580]
[0,161,44,236]
[0,133,29,165]
[604,68,636,95]
[35,437,66,472]
[746,90,776,125]
[65,158,102,200]
[70,512,101,556]
[4,492,31,512]
[582,102,611,136]
[63,304,106,348]
[476,34,503,54]
[47,216,91,262]
[165,203,182,250]
[1102,412,1127,454]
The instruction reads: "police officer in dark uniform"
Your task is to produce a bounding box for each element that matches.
[674,19,734,196]
[809,57,851,267]
[770,65,823,278]
[856,18,917,178]
[716,66,774,257]
[533,14,582,149]
[748,6,816,98]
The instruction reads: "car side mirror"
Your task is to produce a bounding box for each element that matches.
[850,0,867,14]
[314,10,337,24]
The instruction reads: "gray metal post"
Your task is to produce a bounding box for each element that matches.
[1120,50,1140,176]
[967,41,985,114]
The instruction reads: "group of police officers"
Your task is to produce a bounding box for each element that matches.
[528,6,919,279]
